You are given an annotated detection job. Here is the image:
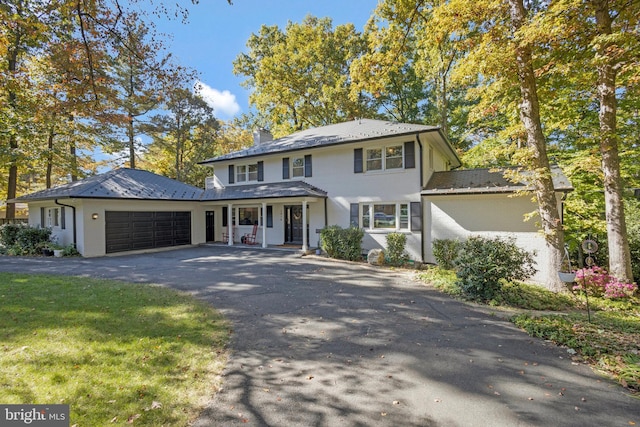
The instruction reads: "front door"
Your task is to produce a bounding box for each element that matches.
[205,211,215,242]
[284,205,303,244]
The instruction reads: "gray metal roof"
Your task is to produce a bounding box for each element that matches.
[202,181,327,201]
[13,168,204,202]
[422,165,573,196]
[199,118,455,164]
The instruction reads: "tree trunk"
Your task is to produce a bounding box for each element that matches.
[128,113,136,169]
[593,0,633,281]
[509,0,565,291]
[46,125,55,188]
[70,140,78,182]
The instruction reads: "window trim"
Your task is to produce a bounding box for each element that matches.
[236,162,260,183]
[358,202,412,232]
[364,143,404,172]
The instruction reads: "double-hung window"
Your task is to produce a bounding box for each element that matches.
[365,144,403,172]
[237,164,258,182]
[291,157,304,177]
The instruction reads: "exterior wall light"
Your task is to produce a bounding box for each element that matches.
[91,213,99,220]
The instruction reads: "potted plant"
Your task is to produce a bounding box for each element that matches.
[49,240,64,257]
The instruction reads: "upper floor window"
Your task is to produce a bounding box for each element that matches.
[365,144,403,172]
[292,157,305,177]
[237,163,258,183]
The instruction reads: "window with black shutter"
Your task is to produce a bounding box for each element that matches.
[410,202,422,231]
[350,203,359,227]
[304,155,312,177]
[228,165,235,184]
[354,148,363,173]
[257,161,264,181]
[404,141,415,169]
[267,205,273,228]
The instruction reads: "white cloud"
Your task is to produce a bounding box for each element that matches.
[194,81,241,118]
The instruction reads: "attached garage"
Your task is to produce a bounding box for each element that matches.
[105,211,191,253]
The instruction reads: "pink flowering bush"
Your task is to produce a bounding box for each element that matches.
[573,267,638,299]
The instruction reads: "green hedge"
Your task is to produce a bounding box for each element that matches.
[320,226,364,261]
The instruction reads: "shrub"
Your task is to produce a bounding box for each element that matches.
[3,226,52,256]
[432,238,461,270]
[0,223,24,247]
[386,232,408,266]
[320,226,364,261]
[455,235,536,301]
[573,267,637,299]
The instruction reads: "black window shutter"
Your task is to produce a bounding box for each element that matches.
[40,207,45,228]
[410,202,422,231]
[222,206,228,227]
[61,206,66,229]
[228,165,235,184]
[405,141,415,169]
[267,205,273,228]
[304,154,312,177]
[350,203,359,228]
[257,161,264,181]
[282,158,290,179]
[354,148,363,173]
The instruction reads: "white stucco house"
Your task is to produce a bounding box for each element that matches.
[13,119,572,284]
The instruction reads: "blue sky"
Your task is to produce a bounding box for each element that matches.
[148,0,377,120]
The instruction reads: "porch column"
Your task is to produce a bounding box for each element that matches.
[302,200,308,252]
[227,203,233,246]
[261,202,267,248]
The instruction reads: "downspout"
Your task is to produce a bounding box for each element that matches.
[55,199,76,248]
[415,133,425,263]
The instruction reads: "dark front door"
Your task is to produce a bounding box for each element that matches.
[205,211,215,242]
[284,205,303,244]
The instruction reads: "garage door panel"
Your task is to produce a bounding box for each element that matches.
[106,211,191,254]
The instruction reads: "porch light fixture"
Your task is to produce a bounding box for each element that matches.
[91,213,99,220]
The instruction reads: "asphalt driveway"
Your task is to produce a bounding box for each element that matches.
[0,246,637,426]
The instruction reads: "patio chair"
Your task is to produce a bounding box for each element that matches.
[222,227,236,243]
[242,224,258,245]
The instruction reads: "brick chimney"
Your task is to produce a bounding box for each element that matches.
[253,128,273,146]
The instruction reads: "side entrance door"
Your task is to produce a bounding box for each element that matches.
[284,205,303,244]
[205,211,215,242]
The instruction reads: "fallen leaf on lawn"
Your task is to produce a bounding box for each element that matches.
[527,397,534,401]
[381,412,387,416]
[393,400,400,405]
[307,375,314,380]
[127,414,141,423]
[110,418,117,423]
[108,400,116,404]
[434,398,441,403]
[494,392,501,396]
[628,421,636,425]
[263,388,270,392]
[150,401,162,410]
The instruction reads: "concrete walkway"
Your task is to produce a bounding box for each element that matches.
[0,246,637,426]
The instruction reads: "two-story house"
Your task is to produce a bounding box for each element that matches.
[198,119,462,263]
[12,119,572,286]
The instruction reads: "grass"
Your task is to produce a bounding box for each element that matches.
[0,273,229,426]
[418,267,640,394]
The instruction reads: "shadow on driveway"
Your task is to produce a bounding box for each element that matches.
[1,246,637,426]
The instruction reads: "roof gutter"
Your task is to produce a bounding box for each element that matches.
[55,199,76,248]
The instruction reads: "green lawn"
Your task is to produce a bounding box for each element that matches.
[0,273,229,426]
[418,267,640,394]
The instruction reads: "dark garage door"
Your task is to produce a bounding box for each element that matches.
[105,211,191,254]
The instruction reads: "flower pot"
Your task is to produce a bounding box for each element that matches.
[53,249,63,257]
[558,271,576,283]
[42,249,54,257]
